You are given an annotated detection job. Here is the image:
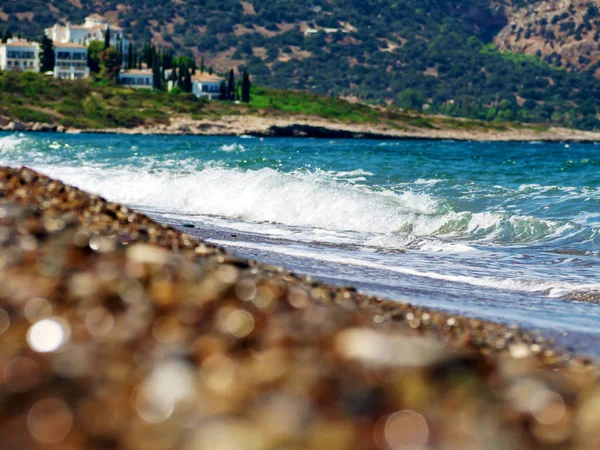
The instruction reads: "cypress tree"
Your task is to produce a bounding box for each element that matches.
[152,58,162,90]
[219,80,227,100]
[40,35,55,73]
[104,26,111,49]
[208,66,213,75]
[200,57,205,74]
[227,69,235,101]
[127,43,133,69]
[183,67,192,93]
[241,68,251,103]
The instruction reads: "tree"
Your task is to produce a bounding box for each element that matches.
[182,67,192,93]
[87,41,104,74]
[100,47,121,82]
[104,26,111,49]
[127,43,134,69]
[39,35,55,73]
[152,58,163,90]
[2,29,13,43]
[241,68,251,102]
[200,57,205,74]
[398,89,425,111]
[227,69,235,100]
[219,80,227,100]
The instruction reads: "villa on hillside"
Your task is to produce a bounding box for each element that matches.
[192,73,223,100]
[164,69,224,100]
[53,42,89,80]
[119,69,153,89]
[45,14,129,51]
[0,39,40,73]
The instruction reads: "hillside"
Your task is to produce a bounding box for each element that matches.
[2,0,600,130]
[495,1,600,75]
[5,71,600,142]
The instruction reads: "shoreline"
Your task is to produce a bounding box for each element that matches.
[1,166,600,448]
[3,114,600,142]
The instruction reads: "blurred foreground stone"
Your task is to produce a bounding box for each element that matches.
[1,166,600,450]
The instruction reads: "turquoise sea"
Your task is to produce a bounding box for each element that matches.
[2,132,600,353]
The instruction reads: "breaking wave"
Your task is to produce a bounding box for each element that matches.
[25,163,596,247]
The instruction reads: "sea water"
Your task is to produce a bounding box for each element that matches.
[2,132,599,353]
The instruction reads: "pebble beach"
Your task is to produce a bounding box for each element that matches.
[1,166,600,450]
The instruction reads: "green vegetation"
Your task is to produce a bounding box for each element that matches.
[1,71,541,134]
[0,71,207,128]
[249,87,378,122]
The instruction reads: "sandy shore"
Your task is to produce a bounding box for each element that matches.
[1,166,600,449]
[86,115,600,141]
[4,114,600,142]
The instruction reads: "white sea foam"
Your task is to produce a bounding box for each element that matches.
[27,163,585,246]
[208,239,600,298]
[219,143,245,152]
[0,133,29,152]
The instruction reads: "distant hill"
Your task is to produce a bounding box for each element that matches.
[2,0,600,130]
[495,1,600,75]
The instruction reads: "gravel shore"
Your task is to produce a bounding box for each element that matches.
[5,114,600,142]
[1,166,600,450]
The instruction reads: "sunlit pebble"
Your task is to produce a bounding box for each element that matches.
[409,318,421,329]
[200,354,236,394]
[288,288,310,309]
[253,285,277,311]
[509,343,531,359]
[135,360,195,424]
[530,391,566,425]
[73,231,91,248]
[27,398,73,445]
[4,357,41,392]
[97,261,120,282]
[184,419,266,450]
[19,235,38,252]
[23,297,53,323]
[530,344,542,353]
[226,309,255,339]
[42,218,66,232]
[379,410,429,450]
[446,317,457,327]
[27,318,71,353]
[152,316,182,344]
[215,264,239,284]
[255,394,310,438]
[85,306,114,338]
[53,344,91,378]
[374,315,385,324]
[0,308,9,334]
[235,279,257,301]
[69,273,99,298]
[89,235,117,253]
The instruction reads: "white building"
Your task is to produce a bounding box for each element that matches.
[191,73,223,100]
[0,39,40,72]
[53,43,90,79]
[119,69,153,89]
[46,14,129,52]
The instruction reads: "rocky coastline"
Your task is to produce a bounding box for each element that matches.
[3,114,600,142]
[1,166,600,449]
